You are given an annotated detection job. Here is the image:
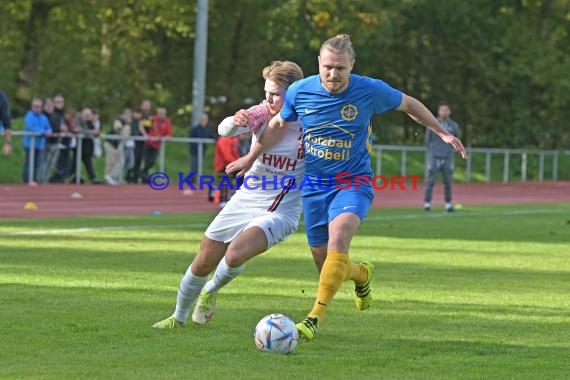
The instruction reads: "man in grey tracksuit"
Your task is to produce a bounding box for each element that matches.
[424,103,460,212]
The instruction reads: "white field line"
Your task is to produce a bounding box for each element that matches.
[0,208,567,237]
[0,223,209,237]
[366,208,569,222]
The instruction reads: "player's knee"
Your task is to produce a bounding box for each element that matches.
[328,228,353,251]
[225,254,245,268]
[225,250,245,267]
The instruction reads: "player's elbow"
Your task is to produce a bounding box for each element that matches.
[397,94,417,113]
[218,116,236,137]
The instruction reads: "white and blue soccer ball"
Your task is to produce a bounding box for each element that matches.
[254,313,298,354]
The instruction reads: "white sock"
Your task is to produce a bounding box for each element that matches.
[445,202,453,210]
[424,202,431,208]
[203,257,245,294]
[173,267,208,323]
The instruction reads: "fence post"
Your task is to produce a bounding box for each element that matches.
[76,136,83,185]
[466,150,472,182]
[424,150,428,180]
[401,149,407,177]
[28,135,36,183]
[521,152,527,182]
[376,149,382,176]
[159,138,166,173]
[197,142,204,179]
[485,151,491,182]
[552,152,558,181]
[538,152,545,182]
[503,151,509,183]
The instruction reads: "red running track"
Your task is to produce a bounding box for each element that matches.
[0,182,568,219]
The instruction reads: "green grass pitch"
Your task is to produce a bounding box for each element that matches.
[1,204,569,379]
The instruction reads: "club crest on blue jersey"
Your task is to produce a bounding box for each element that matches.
[341,104,358,121]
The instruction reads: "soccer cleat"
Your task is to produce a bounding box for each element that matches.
[152,316,185,329]
[296,316,319,340]
[192,291,218,325]
[354,261,374,311]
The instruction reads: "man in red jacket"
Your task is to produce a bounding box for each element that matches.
[214,135,240,207]
[141,107,172,183]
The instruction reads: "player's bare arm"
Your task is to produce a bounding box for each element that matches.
[397,94,467,159]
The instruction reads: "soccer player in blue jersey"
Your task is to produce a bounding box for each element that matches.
[227,34,467,340]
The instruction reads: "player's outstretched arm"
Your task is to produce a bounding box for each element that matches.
[225,113,288,177]
[219,101,273,137]
[397,94,467,159]
[218,116,249,137]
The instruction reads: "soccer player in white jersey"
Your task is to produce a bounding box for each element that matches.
[153,61,304,328]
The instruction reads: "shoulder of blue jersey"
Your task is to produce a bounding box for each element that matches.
[292,75,318,88]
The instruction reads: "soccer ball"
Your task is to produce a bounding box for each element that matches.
[254,313,298,354]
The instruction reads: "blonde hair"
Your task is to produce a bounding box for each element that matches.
[262,61,304,89]
[320,34,355,59]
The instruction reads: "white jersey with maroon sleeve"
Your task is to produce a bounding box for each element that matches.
[205,103,304,247]
[237,120,304,214]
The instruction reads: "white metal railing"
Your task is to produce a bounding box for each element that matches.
[373,145,563,183]
[5,130,215,184]
[2,130,567,184]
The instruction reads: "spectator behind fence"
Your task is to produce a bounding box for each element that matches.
[49,95,70,183]
[140,99,153,135]
[424,103,460,212]
[23,98,52,185]
[69,108,100,184]
[104,108,132,186]
[122,111,135,183]
[126,108,143,183]
[37,99,59,183]
[214,135,240,207]
[0,90,12,156]
[140,107,173,183]
[92,109,103,159]
[238,131,253,157]
[189,113,216,183]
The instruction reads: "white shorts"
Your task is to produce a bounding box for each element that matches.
[204,195,300,248]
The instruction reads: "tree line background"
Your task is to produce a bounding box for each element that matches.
[1,0,568,148]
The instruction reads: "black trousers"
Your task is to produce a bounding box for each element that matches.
[140,145,159,183]
[50,147,71,183]
[69,148,97,182]
[127,140,145,183]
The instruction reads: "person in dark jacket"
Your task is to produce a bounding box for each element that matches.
[126,108,144,183]
[49,95,71,183]
[189,113,216,183]
[0,91,12,156]
[69,108,101,184]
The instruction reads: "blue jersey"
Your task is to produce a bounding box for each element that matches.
[280,74,402,183]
